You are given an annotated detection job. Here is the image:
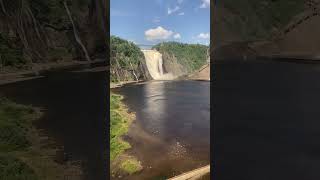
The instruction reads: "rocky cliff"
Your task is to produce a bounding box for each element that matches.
[212,0,320,58]
[153,42,209,77]
[0,0,107,70]
[110,36,151,82]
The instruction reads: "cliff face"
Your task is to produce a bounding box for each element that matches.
[153,42,209,77]
[110,36,151,82]
[212,0,320,57]
[0,0,106,70]
[161,51,186,77]
[213,0,305,44]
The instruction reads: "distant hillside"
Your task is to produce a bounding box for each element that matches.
[153,42,209,76]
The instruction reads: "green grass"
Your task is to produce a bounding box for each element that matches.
[110,93,142,174]
[110,110,131,161]
[120,158,142,175]
[0,98,40,179]
[110,94,131,161]
[0,98,83,180]
[0,154,39,180]
[0,98,39,152]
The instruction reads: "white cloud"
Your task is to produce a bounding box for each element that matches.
[200,0,210,8]
[177,0,183,4]
[197,33,210,39]
[173,33,181,39]
[178,12,185,15]
[145,26,174,41]
[168,6,180,15]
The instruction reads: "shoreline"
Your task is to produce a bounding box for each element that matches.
[111,81,210,180]
[0,59,107,85]
[0,98,83,179]
[110,80,145,89]
[110,93,142,178]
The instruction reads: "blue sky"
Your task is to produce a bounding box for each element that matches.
[111,0,210,46]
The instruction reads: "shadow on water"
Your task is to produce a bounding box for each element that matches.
[0,66,108,180]
[213,60,320,180]
[113,80,210,180]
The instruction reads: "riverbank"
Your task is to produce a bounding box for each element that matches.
[110,80,145,89]
[188,63,210,81]
[0,59,106,85]
[0,97,82,179]
[110,93,142,178]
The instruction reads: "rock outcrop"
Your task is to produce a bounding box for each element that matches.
[0,0,107,70]
[212,0,320,59]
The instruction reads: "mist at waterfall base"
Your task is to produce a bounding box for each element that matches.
[142,50,175,80]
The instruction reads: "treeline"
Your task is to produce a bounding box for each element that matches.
[153,42,209,73]
[110,36,149,82]
[0,0,106,70]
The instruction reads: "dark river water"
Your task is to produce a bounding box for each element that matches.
[0,66,108,180]
[114,80,210,180]
[214,60,320,180]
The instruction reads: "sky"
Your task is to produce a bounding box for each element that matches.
[110,0,210,46]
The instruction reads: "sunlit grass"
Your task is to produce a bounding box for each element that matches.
[120,158,142,175]
[110,93,142,174]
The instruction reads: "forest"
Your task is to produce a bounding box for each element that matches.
[153,42,209,73]
[0,0,106,71]
[110,36,149,82]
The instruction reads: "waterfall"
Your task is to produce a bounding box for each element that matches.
[158,54,163,75]
[141,50,174,80]
[64,1,91,61]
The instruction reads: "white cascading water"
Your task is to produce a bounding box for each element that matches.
[159,56,163,76]
[142,50,174,80]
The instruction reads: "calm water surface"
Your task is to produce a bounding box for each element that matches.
[214,61,320,180]
[0,67,107,180]
[114,80,210,180]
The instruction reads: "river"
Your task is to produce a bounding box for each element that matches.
[113,80,210,180]
[0,65,108,180]
[214,60,320,180]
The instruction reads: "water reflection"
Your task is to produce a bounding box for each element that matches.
[142,81,167,137]
[118,80,210,149]
[116,81,210,180]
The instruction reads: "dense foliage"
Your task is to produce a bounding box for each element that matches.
[0,98,40,179]
[110,36,146,82]
[220,0,305,40]
[0,98,38,152]
[0,155,38,180]
[0,0,106,70]
[0,33,26,69]
[153,42,209,72]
